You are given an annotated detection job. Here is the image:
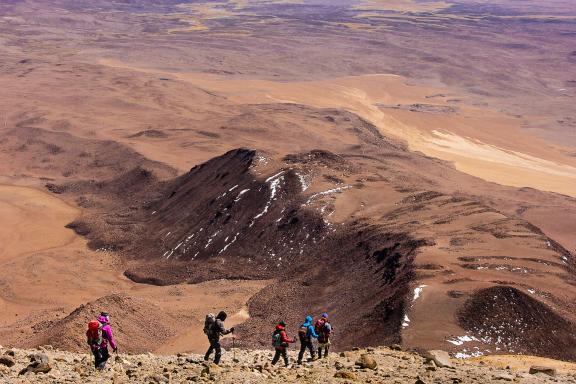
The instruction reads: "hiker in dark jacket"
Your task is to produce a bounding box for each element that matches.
[271,321,296,367]
[204,311,234,365]
[297,315,318,364]
[314,312,333,358]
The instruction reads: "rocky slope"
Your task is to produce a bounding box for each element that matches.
[46,139,576,358]
[1,345,575,384]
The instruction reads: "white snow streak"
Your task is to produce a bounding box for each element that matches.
[265,171,285,183]
[251,174,283,226]
[297,173,310,191]
[447,335,478,346]
[413,285,427,301]
[235,189,250,202]
[306,186,351,204]
[219,232,240,254]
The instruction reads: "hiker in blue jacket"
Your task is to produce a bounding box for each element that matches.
[297,315,318,364]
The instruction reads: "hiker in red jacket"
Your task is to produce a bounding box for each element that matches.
[271,321,296,367]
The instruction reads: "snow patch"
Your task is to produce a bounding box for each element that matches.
[413,285,427,301]
[297,173,310,191]
[306,186,351,204]
[265,171,284,183]
[402,314,410,328]
[219,232,240,254]
[454,350,484,359]
[235,189,250,202]
[250,175,283,226]
[447,335,478,346]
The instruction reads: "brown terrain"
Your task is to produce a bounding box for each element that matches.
[0,0,575,375]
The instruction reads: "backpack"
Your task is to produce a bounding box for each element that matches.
[272,330,283,347]
[298,324,309,342]
[203,313,216,336]
[318,322,332,343]
[87,320,103,347]
[314,319,325,334]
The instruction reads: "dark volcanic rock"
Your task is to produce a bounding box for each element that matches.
[121,148,328,283]
[0,355,15,367]
[529,365,557,376]
[458,286,576,361]
[57,147,427,351]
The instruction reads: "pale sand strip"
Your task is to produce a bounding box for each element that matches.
[98,59,576,197]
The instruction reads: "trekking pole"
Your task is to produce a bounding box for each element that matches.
[232,332,236,362]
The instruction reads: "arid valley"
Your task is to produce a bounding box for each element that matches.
[0,0,576,382]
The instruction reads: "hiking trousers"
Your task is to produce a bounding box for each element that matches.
[271,348,289,367]
[317,341,330,358]
[92,346,109,369]
[204,339,222,365]
[297,340,315,363]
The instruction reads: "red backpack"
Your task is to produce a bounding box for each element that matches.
[317,321,332,343]
[87,320,103,348]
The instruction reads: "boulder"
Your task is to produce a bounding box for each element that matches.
[19,362,51,375]
[493,373,514,381]
[528,366,556,377]
[422,350,453,368]
[18,353,51,375]
[29,353,49,364]
[334,370,358,380]
[201,363,221,376]
[0,355,15,367]
[355,354,377,370]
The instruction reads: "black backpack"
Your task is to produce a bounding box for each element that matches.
[204,313,216,336]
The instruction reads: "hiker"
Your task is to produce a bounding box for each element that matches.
[86,312,117,370]
[204,311,234,365]
[297,315,318,364]
[314,312,333,358]
[271,321,296,367]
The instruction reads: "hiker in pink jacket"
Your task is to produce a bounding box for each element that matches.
[86,312,118,370]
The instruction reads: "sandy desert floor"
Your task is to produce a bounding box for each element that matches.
[98,59,576,197]
[0,185,268,354]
